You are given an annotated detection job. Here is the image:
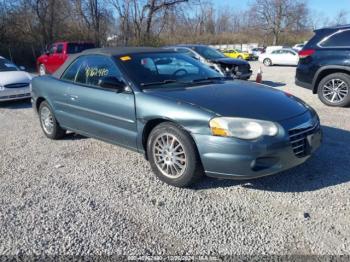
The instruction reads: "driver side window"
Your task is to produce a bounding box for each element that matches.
[62,55,123,88]
[49,45,56,54]
[75,56,122,87]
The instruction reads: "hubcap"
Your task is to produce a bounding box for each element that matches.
[40,106,54,134]
[153,134,187,179]
[323,79,348,103]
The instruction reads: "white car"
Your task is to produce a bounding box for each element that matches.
[0,57,32,102]
[259,48,299,66]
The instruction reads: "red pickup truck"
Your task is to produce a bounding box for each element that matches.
[37,42,95,75]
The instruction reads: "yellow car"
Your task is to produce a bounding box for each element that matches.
[222,49,251,60]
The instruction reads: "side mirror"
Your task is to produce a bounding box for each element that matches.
[45,50,50,56]
[98,76,126,92]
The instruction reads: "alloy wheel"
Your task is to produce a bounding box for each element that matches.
[40,106,54,134]
[322,79,349,104]
[153,133,187,179]
[264,59,271,66]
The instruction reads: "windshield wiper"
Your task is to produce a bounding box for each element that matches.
[191,76,230,83]
[140,79,178,87]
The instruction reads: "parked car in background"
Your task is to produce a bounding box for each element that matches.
[293,43,305,51]
[259,48,299,66]
[165,45,252,80]
[31,47,322,187]
[0,56,32,102]
[37,42,95,76]
[222,49,251,60]
[296,25,350,107]
[250,47,265,60]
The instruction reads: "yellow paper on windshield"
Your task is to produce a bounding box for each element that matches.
[120,56,131,61]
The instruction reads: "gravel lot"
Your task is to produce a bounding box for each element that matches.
[0,61,349,258]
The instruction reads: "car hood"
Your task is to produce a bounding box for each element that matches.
[147,81,308,122]
[0,71,32,86]
[209,57,248,66]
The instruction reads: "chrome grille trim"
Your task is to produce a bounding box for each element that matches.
[4,83,30,89]
[288,121,320,158]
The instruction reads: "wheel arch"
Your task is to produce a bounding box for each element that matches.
[141,118,201,162]
[313,66,350,94]
[35,97,46,112]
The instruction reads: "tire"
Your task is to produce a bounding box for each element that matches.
[147,122,203,187]
[38,101,66,139]
[263,58,272,66]
[39,64,46,76]
[238,56,243,59]
[317,73,350,107]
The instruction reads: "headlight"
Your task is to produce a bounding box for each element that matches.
[209,117,278,140]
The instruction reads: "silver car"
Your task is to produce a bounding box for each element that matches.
[0,57,32,102]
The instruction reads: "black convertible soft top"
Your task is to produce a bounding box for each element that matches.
[52,47,174,78]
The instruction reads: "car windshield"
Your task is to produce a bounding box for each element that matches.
[193,46,226,60]
[0,59,19,72]
[67,43,95,54]
[117,52,224,89]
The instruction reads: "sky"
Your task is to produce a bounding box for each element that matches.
[213,0,350,21]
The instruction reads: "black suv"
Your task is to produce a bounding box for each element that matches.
[296,25,350,107]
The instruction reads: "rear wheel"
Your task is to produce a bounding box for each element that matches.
[317,73,350,107]
[39,101,66,139]
[238,55,243,59]
[263,58,272,66]
[147,122,202,187]
[39,64,46,76]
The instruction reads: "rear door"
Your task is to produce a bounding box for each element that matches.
[284,50,299,65]
[60,55,138,149]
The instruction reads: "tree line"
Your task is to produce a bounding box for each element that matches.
[0,0,347,68]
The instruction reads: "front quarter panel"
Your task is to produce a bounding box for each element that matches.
[135,91,216,152]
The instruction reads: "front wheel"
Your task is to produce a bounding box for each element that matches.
[147,122,202,187]
[263,58,272,66]
[39,101,66,139]
[317,73,350,107]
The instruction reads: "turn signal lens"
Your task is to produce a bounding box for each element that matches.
[210,118,229,137]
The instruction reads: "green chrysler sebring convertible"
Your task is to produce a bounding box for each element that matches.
[31,47,322,187]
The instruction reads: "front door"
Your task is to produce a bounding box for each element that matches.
[59,55,138,150]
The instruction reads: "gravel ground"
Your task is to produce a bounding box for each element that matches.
[0,61,349,258]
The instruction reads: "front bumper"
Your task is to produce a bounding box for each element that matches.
[193,112,322,180]
[0,87,31,102]
[236,71,252,80]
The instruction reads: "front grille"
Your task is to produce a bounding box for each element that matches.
[0,93,31,99]
[4,83,29,88]
[238,64,250,74]
[288,121,320,158]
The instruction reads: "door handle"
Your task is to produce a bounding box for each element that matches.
[70,95,78,101]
